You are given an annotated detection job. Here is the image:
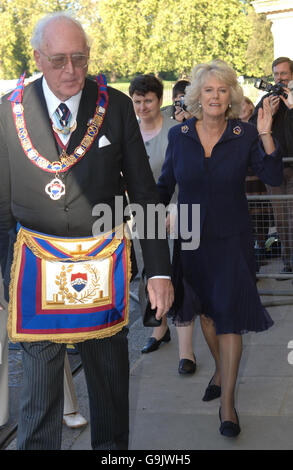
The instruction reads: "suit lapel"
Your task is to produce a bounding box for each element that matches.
[23,78,60,163]
[183,118,244,173]
[66,78,99,156]
[198,120,244,172]
[21,77,100,164]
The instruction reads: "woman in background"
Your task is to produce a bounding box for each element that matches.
[129,75,197,375]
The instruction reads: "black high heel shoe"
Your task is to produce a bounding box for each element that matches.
[178,355,197,375]
[141,327,171,354]
[202,376,221,401]
[219,407,241,438]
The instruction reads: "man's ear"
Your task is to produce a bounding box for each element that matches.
[34,50,42,71]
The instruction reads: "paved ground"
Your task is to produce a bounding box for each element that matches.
[2,266,293,451]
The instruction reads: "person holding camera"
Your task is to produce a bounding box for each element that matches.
[161,79,192,123]
[250,57,293,278]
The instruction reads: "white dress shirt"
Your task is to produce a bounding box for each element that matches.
[42,77,82,146]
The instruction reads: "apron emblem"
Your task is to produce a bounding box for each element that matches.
[71,272,88,292]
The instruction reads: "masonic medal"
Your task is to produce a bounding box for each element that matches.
[45,177,66,201]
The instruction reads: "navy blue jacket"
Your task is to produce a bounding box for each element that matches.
[158,117,283,239]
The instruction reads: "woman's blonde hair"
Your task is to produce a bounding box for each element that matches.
[184,59,244,120]
[243,96,255,112]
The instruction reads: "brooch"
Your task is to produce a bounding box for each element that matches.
[181,125,189,134]
[233,126,242,135]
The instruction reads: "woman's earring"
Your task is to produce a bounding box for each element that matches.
[198,102,202,108]
[228,104,232,108]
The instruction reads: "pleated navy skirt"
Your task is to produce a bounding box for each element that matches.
[170,230,274,335]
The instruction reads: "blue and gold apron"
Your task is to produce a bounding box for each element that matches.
[8,225,131,343]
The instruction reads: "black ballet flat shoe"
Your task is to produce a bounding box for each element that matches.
[202,376,221,401]
[178,357,197,375]
[141,328,171,354]
[219,407,241,438]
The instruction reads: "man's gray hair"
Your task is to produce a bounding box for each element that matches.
[31,12,90,50]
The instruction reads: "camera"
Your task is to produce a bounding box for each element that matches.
[174,96,187,111]
[254,78,288,99]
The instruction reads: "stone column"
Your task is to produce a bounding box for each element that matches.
[252,0,293,58]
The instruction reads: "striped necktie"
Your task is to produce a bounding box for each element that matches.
[52,103,73,135]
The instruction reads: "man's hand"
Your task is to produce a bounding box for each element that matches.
[269,95,280,115]
[147,278,174,320]
[280,87,293,109]
[174,108,192,123]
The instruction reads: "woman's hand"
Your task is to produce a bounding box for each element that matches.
[268,95,280,116]
[257,96,273,134]
[166,213,171,234]
[166,207,177,236]
[257,96,275,154]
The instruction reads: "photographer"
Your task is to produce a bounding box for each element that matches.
[250,57,293,277]
[161,79,192,122]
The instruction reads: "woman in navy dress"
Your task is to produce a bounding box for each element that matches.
[157,60,283,437]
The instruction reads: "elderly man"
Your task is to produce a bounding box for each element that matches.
[0,12,173,450]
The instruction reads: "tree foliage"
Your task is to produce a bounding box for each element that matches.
[245,10,274,77]
[84,0,272,79]
[0,0,72,78]
[0,0,275,80]
[147,0,253,76]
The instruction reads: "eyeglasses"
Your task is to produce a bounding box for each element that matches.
[39,50,88,69]
[273,71,290,78]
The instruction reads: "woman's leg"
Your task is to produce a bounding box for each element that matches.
[200,315,221,386]
[218,333,242,423]
[150,315,168,340]
[63,352,78,415]
[176,321,195,361]
[200,315,242,423]
[141,313,170,354]
[63,352,88,429]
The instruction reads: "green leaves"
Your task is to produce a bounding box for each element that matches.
[0,0,72,78]
[0,0,274,80]
[84,0,273,79]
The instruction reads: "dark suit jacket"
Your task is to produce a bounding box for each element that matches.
[249,94,293,163]
[158,117,283,239]
[0,77,171,292]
